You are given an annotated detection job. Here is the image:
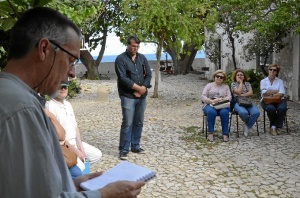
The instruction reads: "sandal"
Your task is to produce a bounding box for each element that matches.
[223,135,229,142]
[207,134,214,142]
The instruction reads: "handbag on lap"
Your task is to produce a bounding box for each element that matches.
[263,95,281,104]
[235,83,253,107]
[210,99,230,110]
[236,96,252,107]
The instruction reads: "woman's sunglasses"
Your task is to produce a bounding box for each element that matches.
[61,86,68,90]
[215,75,224,79]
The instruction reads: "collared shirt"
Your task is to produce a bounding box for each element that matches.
[0,72,100,198]
[260,76,285,97]
[46,99,77,142]
[115,50,152,99]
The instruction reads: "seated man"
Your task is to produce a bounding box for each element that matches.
[46,82,102,164]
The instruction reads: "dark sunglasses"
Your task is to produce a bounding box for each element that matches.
[61,86,68,90]
[215,75,224,79]
[269,69,277,72]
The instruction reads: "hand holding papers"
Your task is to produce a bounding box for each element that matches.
[80,161,156,191]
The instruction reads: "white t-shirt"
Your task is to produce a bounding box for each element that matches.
[46,99,77,142]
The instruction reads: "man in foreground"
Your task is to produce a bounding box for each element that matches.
[0,7,144,197]
[115,36,152,160]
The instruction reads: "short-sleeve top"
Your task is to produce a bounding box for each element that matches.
[231,82,252,97]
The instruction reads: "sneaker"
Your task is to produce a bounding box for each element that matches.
[223,135,229,142]
[207,134,214,142]
[119,152,128,160]
[276,128,281,135]
[270,128,277,136]
[131,148,146,154]
[243,124,249,137]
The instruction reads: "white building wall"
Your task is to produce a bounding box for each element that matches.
[205,27,257,78]
[205,27,300,101]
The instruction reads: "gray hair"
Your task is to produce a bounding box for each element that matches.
[8,7,81,60]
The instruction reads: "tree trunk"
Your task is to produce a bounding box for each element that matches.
[167,44,197,74]
[95,29,108,77]
[180,45,197,74]
[80,49,99,79]
[229,34,237,70]
[153,39,164,98]
[166,48,178,74]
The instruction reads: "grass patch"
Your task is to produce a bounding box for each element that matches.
[179,125,221,150]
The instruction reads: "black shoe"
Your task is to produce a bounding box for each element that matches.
[119,152,128,160]
[131,148,146,154]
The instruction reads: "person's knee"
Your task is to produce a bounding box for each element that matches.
[252,110,260,117]
[89,149,102,164]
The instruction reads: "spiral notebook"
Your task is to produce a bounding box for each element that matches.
[80,161,156,191]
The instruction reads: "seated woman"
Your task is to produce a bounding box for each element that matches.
[201,70,232,142]
[45,109,84,178]
[231,69,260,137]
[260,64,287,136]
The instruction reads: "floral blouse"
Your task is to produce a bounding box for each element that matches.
[231,82,252,97]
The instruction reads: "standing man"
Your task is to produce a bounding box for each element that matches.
[46,81,102,164]
[115,36,152,160]
[0,7,144,197]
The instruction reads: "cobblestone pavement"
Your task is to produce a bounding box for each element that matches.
[71,74,300,198]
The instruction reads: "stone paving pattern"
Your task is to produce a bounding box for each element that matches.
[71,74,300,198]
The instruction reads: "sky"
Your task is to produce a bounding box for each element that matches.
[91,32,157,56]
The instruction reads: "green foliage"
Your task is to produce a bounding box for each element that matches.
[68,79,81,98]
[225,69,263,98]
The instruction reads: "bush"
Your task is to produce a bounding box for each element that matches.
[225,69,264,98]
[68,79,81,98]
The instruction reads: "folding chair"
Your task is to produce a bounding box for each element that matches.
[229,109,259,138]
[263,108,289,134]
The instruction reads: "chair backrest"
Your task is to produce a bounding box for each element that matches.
[230,91,236,111]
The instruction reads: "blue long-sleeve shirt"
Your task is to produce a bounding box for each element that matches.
[115,51,152,99]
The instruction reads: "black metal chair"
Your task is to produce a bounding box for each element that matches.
[229,109,259,138]
[263,108,289,134]
[202,112,231,139]
[202,112,221,139]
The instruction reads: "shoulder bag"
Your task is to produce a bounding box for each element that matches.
[210,99,230,110]
[236,96,252,107]
[263,94,281,104]
[235,83,253,107]
[61,143,77,168]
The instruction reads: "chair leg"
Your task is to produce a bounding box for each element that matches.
[202,115,205,133]
[263,110,266,133]
[256,121,259,136]
[229,113,232,135]
[285,114,289,134]
[203,115,208,139]
[235,113,239,138]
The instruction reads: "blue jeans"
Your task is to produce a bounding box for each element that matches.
[234,103,260,128]
[261,99,287,128]
[119,96,147,153]
[203,105,230,135]
[69,165,82,179]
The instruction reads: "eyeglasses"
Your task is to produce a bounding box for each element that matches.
[215,75,224,79]
[60,86,68,90]
[130,44,140,48]
[269,68,277,72]
[49,40,79,66]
